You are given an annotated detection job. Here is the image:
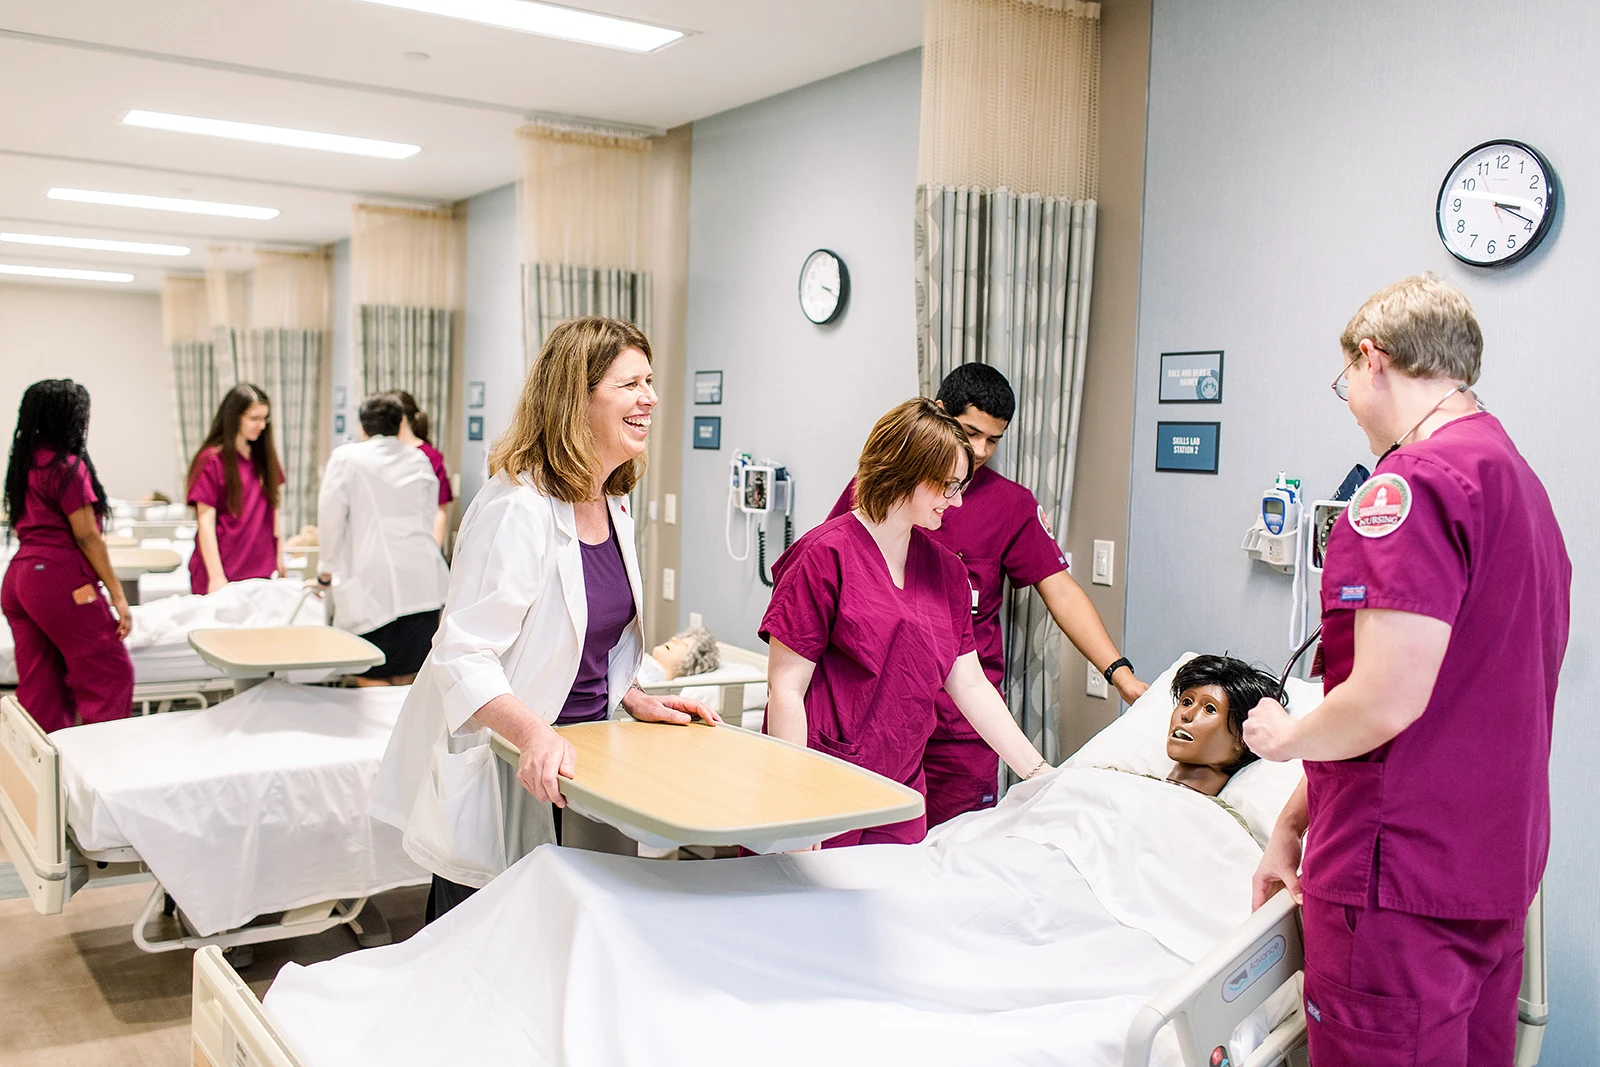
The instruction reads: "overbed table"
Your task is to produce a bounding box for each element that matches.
[107,547,180,606]
[188,626,384,691]
[491,720,923,854]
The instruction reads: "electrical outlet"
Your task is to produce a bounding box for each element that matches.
[664,493,677,525]
[662,568,676,601]
[648,499,659,521]
[1092,539,1114,586]
[1086,661,1109,699]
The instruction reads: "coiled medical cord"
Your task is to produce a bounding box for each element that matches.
[757,513,795,588]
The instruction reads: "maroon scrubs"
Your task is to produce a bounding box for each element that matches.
[827,465,1067,825]
[0,450,133,732]
[1302,413,1570,1066]
[760,515,976,846]
[186,447,281,595]
[419,441,454,506]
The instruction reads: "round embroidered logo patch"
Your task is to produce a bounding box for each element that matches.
[1347,473,1412,538]
[1037,504,1055,540]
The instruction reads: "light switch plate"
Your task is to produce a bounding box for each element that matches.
[689,612,703,628]
[1086,661,1109,699]
[648,499,659,521]
[664,493,677,525]
[662,568,676,601]
[1092,539,1114,586]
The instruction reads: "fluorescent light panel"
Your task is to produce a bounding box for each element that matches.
[47,188,280,220]
[1,232,191,257]
[361,0,683,53]
[123,110,421,160]
[0,264,134,283]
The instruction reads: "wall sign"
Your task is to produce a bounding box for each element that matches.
[334,387,347,410]
[333,413,346,435]
[466,381,486,409]
[467,416,484,442]
[694,371,723,405]
[1159,350,1224,403]
[1156,421,1220,473]
[693,416,722,450]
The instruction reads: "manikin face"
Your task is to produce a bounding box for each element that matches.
[906,450,968,531]
[948,405,1009,469]
[1165,683,1246,769]
[587,347,656,478]
[651,634,694,680]
[239,402,270,444]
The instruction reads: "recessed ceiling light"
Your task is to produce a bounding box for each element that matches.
[361,0,684,53]
[0,264,135,283]
[47,188,280,220]
[1,232,191,257]
[123,110,421,160]
[402,50,432,60]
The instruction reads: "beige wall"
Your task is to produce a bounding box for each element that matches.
[1057,0,1151,756]
[0,281,177,501]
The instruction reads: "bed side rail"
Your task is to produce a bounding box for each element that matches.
[0,695,67,913]
[192,945,304,1067]
[1516,882,1547,1067]
[1124,889,1304,1067]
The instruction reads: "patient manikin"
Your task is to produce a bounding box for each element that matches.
[644,625,720,681]
[1161,654,1277,797]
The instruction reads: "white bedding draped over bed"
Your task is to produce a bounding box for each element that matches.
[264,766,1262,1067]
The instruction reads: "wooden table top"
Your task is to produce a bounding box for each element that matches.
[107,547,181,579]
[492,720,923,849]
[187,626,383,677]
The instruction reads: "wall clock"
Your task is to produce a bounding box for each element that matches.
[1436,139,1557,267]
[798,248,848,324]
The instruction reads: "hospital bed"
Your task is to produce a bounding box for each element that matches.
[188,653,1550,1067]
[0,682,428,958]
[636,640,769,729]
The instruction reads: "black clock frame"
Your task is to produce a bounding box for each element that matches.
[1435,138,1558,269]
[798,249,850,324]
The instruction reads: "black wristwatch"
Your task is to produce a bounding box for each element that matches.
[1102,657,1133,685]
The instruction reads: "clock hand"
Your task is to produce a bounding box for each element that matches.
[1497,204,1534,226]
[1460,189,1539,211]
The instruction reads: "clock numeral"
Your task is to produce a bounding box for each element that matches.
[1455,219,1466,233]
[1507,236,1517,250]
[1519,159,1526,174]
[1477,161,1490,176]
[1486,240,1496,255]
[1452,198,1462,213]
[1469,234,1478,247]
[1462,177,1477,191]
[1497,154,1511,169]
[1535,196,1544,207]
[1524,219,1534,232]
[1530,175,1541,189]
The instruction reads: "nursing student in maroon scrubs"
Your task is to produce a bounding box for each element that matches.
[185,383,284,595]
[1246,276,1570,1066]
[826,364,1149,827]
[390,390,453,548]
[762,398,1053,847]
[1,379,134,731]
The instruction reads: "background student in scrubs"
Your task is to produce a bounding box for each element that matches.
[185,383,284,595]
[390,390,453,548]
[1,379,133,731]
[826,363,1148,827]
[1245,275,1570,1066]
[763,398,1052,847]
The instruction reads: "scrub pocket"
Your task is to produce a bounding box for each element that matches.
[810,730,862,761]
[1303,967,1420,1067]
[405,741,507,883]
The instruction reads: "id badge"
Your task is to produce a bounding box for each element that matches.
[71,584,99,606]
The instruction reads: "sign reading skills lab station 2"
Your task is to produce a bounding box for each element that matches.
[1155,421,1220,474]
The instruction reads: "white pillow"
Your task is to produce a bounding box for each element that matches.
[1063,653,1324,844]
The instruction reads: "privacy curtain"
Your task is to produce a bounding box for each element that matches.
[350,204,463,455]
[916,0,1102,768]
[161,275,221,485]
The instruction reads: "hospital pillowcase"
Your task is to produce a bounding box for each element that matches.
[1061,653,1323,844]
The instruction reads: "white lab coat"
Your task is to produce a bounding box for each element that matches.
[318,436,450,636]
[370,472,645,887]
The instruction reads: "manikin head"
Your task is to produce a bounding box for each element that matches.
[650,625,720,681]
[1164,655,1278,796]
[935,362,1015,469]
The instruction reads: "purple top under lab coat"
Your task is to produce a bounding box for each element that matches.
[555,522,636,724]
[1307,413,1570,920]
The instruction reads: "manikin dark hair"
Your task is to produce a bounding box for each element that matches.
[936,362,1017,423]
[4,379,111,535]
[1170,654,1282,772]
[359,394,405,438]
[186,383,282,517]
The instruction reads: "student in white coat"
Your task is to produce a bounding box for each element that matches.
[372,317,718,922]
[315,393,450,685]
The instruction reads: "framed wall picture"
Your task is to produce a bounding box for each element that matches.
[1155,421,1221,474]
[466,381,486,409]
[1159,350,1224,403]
[467,416,485,442]
[692,416,722,450]
[694,370,723,405]
[334,387,347,410]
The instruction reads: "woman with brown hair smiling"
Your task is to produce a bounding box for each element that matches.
[372,316,717,922]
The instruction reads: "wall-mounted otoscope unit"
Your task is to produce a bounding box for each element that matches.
[725,451,794,587]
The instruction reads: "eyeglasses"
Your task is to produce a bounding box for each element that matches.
[1331,346,1380,401]
[942,479,966,500]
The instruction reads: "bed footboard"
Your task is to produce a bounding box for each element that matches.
[192,945,303,1067]
[0,695,67,914]
[1123,889,1306,1067]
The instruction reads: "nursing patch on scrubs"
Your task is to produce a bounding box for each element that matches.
[1347,473,1412,538]
[1037,505,1055,540]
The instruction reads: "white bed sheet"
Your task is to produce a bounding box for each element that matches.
[51,681,427,936]
[264,766,1262,1067]
[0,577,329,687]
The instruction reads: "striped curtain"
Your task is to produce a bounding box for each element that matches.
[171,339,223,482]
[521,264,652,368]
[358,304,454,450]
[915,186,1098,767]
[225,328,324,535]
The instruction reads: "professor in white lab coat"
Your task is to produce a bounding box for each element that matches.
[315,394,450,685]
[372,317,718,923]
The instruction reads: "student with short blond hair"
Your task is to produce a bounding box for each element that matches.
[761,398,1050,847]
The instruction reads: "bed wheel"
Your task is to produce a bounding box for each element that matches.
[223,944,254,970]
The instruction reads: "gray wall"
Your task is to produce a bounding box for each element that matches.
[1127,3,1599,1059]
[460,181,523,506]
[328,238,352,451]
[678,50,923,644]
